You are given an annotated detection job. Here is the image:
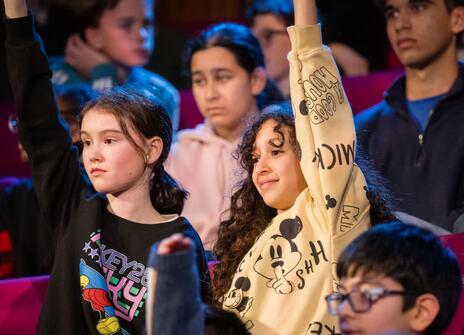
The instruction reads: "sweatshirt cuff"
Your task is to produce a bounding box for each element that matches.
[287,24,323,55]
[148,243,196,273]
[4,13,36,47]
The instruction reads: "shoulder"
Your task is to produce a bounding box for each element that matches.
[355,101,391,130]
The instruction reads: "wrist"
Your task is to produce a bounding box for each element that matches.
[4,0,28,18]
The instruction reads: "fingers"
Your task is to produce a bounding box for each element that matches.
[157,234,192,255]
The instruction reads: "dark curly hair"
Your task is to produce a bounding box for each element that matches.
[212,103,396,302]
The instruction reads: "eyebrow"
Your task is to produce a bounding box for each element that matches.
[191,68,233,76]
[80,129,124,136]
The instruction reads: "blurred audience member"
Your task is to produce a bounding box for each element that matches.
[356,0,464,232]
[0,84,95,278]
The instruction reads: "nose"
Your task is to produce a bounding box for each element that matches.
[255,155,270,175]
[205,81,219,101]
[86,143,103,163]
[393,10,412,32]
[337,297,354,318]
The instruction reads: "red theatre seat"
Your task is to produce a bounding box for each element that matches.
[342,69,403,114]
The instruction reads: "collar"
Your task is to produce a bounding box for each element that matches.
[385,62,464,116]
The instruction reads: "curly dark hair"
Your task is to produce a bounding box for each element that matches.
[212,103,396,302]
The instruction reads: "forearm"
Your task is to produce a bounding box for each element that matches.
[3,0,27,18]
[293,0,317,27]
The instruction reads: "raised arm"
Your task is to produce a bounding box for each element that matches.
[3,0,27,18]
[3,0,85,229]
[293,0,317,26]
[288,0,370,235]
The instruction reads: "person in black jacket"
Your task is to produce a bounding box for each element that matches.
[2,0,209,334]
[355,0,464,232]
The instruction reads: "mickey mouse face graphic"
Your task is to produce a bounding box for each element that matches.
[253,217,303,294]
[223,277,254,315]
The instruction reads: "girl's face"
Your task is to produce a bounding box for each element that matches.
[80,109,153,196]
[191,46,265,139]
[251,119,307,211]
[85,0,154,67]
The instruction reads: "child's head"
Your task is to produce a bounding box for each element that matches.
[54,84,98,146]
[243,104,306,211]
[332,221,462,335]
[76,0,154,67]
[80,87,186,214]
[246,0,293,90]
[10,83,95,163]
[185,22,282,140]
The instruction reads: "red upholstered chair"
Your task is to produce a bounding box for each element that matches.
[0,275,49,334]
[179,89,203,130]
[342,69,403,114]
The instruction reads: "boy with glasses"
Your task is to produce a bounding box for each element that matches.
[326,221,462,335]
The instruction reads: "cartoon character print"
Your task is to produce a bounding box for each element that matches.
[223,276,254,329]
[80,260,124,335]
[253,217,303,294]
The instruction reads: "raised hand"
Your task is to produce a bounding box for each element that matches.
[65,34,111,78]
[293,0,317,27]
[157,233,192,255]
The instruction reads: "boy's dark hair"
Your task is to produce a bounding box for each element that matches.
[204,304,250,335]
[337,221,462,335]
[374,0,464,12]
[246,0,294,27]
[185,22,284,110]
[81,86,187,215]
[54,84,97,119]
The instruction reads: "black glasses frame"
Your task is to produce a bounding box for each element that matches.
[325,287,415,315]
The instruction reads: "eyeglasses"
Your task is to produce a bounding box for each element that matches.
[325,287,414,315]
[8,113,17,134]
[254,29,287,46]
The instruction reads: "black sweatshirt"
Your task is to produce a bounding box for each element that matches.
[4,15,209,334]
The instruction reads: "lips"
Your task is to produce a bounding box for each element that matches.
[90,168,106,175]
[397,37,416,49]
[259,179,278,189]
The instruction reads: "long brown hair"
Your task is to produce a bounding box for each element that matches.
[212,103,396,301]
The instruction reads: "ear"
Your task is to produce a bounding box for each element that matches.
[145,136,163,165]
[250,66,267,96]
[450,6,464,35]
[407,293,440,333]
[84,26,104,50]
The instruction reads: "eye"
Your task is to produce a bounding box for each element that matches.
[192,77,206,87]
[119,19,134,32]
[216,74,232,82]
[271,149,283,156]
[104,138,116,145]
[384,8,399,20]
[251,154,260,164]
[410,2,426,12]
[82,139,92,147]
